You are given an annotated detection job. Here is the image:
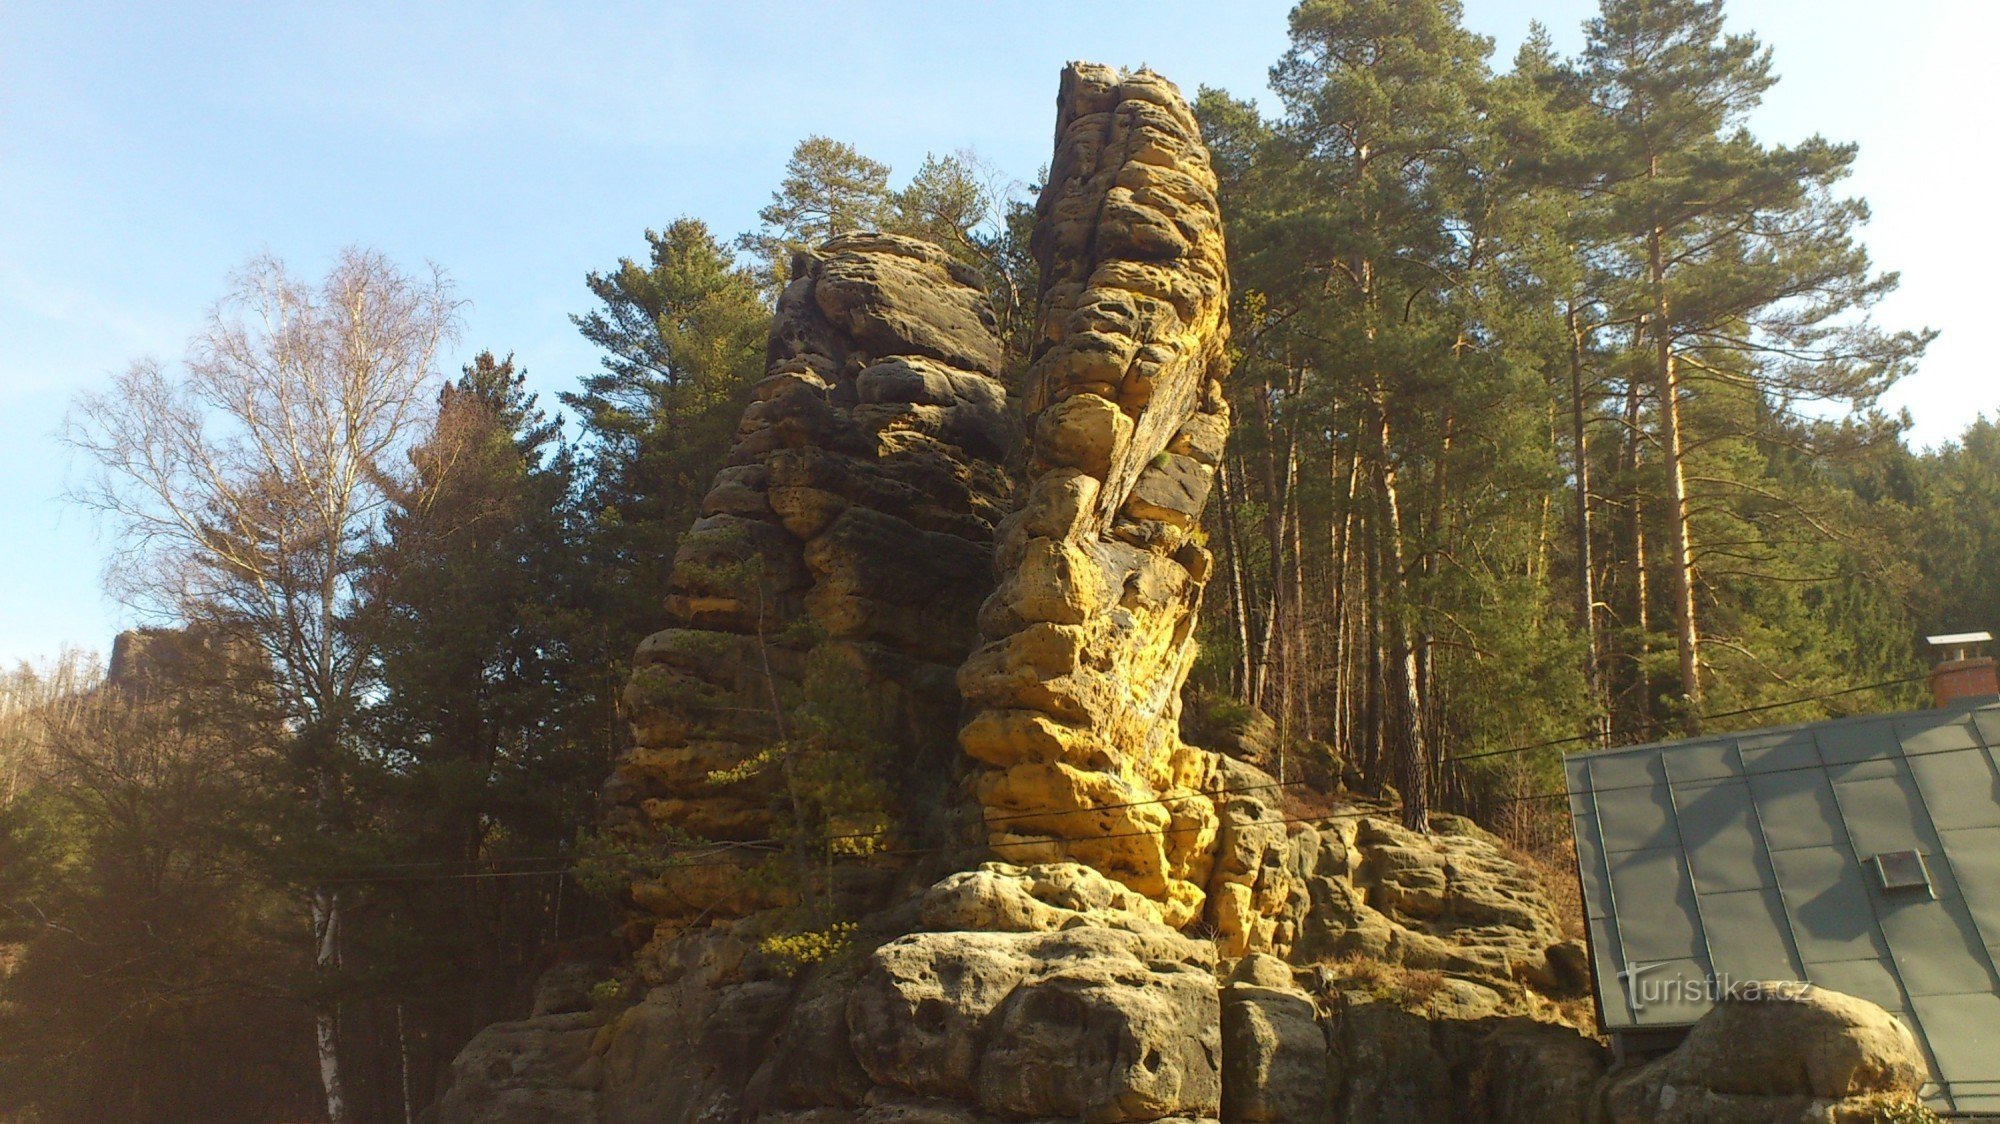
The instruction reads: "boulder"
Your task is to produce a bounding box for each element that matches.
[850,923,1220,1122]
[433,1012,598,1124]
[1221,979,1331,1123]
[1604,982,1930,1123]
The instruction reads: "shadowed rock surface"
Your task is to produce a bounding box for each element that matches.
[602,231,1017,940]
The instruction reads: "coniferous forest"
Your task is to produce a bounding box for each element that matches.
[0,1,1989,1120]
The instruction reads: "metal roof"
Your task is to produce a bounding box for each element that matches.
[1567,700,2000,1114]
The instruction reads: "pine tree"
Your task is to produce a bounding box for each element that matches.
[737,136,894,283]
[1229,0,1504,830]
[1576,0,1931,732]
[563,219,770,673]
[351,352,602,1114]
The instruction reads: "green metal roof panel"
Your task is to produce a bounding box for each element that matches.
[1943,825,2000,963]
[1879,897,1996,997]
[1565,698,2000,1113]
[1913,991,2000,1086]
[1607,846,1705,962]
[1835,772,1934,860]
[1911,748,2000,832]
[1772,845,1888,963]
[1817,716,1898,765]
[1802,956,1908,1014]
[1973,707,2000,747]
[1674,780,1771,894]
[1736,729,1820,773]
[1896,713,1983,755]
[1747,768,1843,851]
[1694,885,1798,980]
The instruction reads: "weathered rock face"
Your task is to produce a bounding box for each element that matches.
[849,922,1222,1120]
[440,863,1226,1124]
[437,817,1613,1124]
[603,232,1017,930]
[738,862,1225,1124]
[1278,812,1590,1003]
[434,1011,599,1124]
[957,61,1234,932]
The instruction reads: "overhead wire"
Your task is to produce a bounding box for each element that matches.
[298,673,1952,884]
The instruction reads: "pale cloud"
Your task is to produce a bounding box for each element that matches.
[0,263,187,399]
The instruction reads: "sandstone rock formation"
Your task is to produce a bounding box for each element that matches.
[602,232,1016,932]
[437,829,1607,1123]
[441,863,1226,1124]
[1277,813,1590,1004]
[956,61,1234,933]
[434,58,1940,1124]
[1220,950,1607,1124]
[438,808,1932,1123]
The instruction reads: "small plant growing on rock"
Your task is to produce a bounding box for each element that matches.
[1873,1096,1944,1124]
[757,921,857,977]
[587,978,628,1012]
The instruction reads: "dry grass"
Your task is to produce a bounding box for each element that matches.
[1279,783,1346,822]
[1317,954,1449,1010]
[1556,993,1600,1036]
[1508,833,1586,942]
[1398,968,1446,1006]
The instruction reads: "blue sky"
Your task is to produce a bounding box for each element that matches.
[2,1,1991,665]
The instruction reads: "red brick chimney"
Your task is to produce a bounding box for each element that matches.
[1927,632,2000,707]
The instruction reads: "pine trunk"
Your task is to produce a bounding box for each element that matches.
[1568,306,1608,745]
[1374,397,1430,832]
[1619,340,1652,740]
[1253,383,1295,714]
[1329,443,1361,760]
[1361,517,1384,788]
[1650,227,1702,734]
[1218,462,1255,698]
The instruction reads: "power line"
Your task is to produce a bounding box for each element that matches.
[303,675,1947,884]
[310,723,1993,884]
[1448,674,1925,764]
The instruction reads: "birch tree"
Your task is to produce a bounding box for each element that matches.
[64,248,459,1124]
